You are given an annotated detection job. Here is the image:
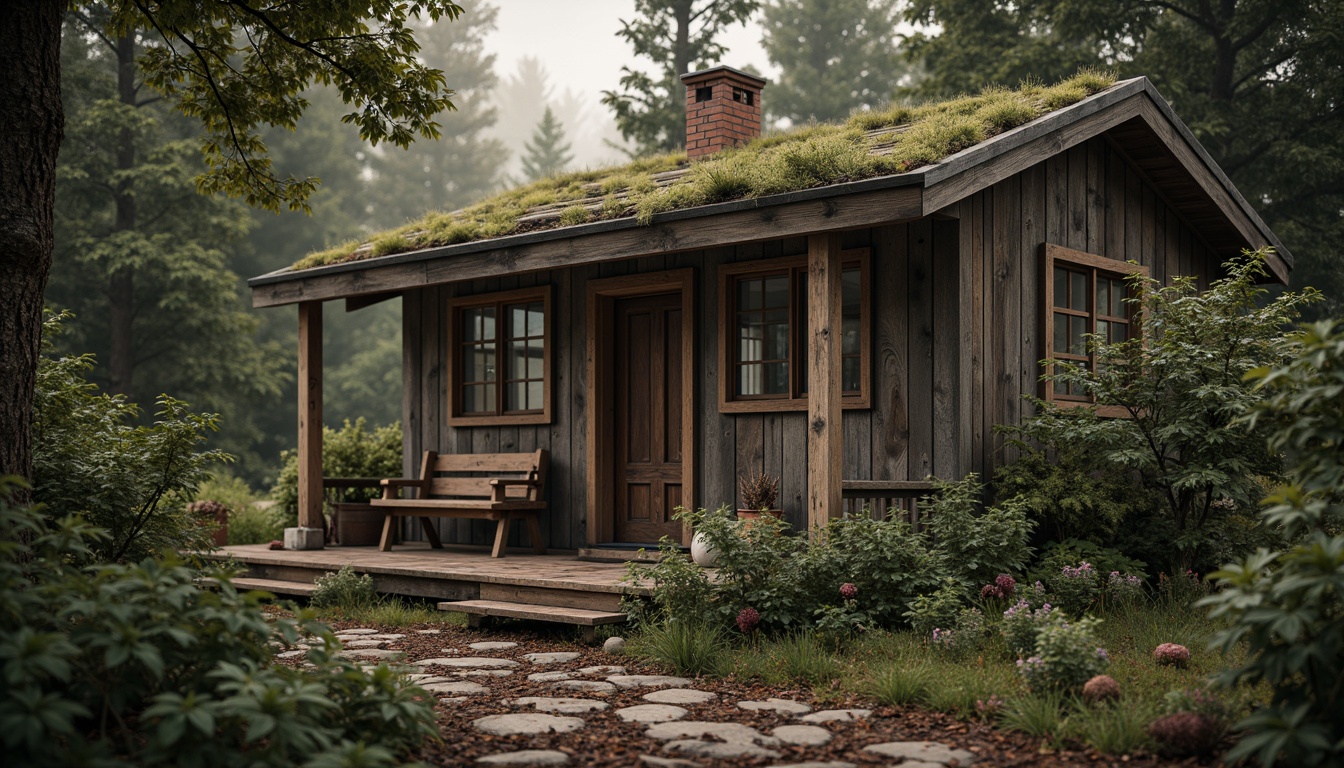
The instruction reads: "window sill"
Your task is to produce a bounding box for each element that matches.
[1052,399,1132,419]
[448,412,551,427]
[719,395,870,414]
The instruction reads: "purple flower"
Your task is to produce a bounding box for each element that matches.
[840,582,858,599]
[995,573,1017,594]
[737,607,760,634]
[1097,647,1111,662]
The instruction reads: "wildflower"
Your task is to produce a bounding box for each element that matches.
[736,607,760,634]
[839,582,858,600]
[1096,647,1110,662]
[1154,642,1190,668]
[975,695,1004,718]
[1082,674,1121,704]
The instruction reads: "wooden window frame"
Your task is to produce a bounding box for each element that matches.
[1042,243,1148,418]
[446,285,553,426]
[718,248,871,413]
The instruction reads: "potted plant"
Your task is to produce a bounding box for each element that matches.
[737,471,782,522]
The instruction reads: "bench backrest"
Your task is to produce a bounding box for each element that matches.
[419,449,548,502]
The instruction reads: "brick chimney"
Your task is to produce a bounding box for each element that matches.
[681,65,766,160]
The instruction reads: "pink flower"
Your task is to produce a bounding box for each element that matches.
[737,607,760,634]
[1154,642,1191,668]
[995,573,1017,595]
[981,583,1000,599]
[840,582,858,600]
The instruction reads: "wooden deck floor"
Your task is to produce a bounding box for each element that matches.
[212,543,649,596]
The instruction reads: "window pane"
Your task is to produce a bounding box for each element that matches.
[462,384,493,413]
[1097,278,1109,318]
[1070,271,1088,312]
[1053,267,1069,307]
[1070,316,1087,355]
[842,316,861,355]
[507,339,528,379]
[1111,321,1128,344]
[1054,378,1068,395]
[510,305,528,338]
[763,309,789,360]
[842,268,861,314]
[842,357,860,393]
[1109,279,1126,317]
[764,275,789,309]
[527,339,544,378]
[463,307,496,342]
[1097,320,1109,345]
[463,344,496,382]
[506,381,527,412]
[527,381,543,411]
[1053,312,1068,353]
[763,362,789,394]
[527,302,545,336]
[739,278,762,310]
[738,313,764,362]
[738,363,763,396]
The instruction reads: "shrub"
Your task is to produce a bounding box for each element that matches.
[906,579,965,639]
[199,472,285,545]
[1001,599,1058,657]
[1018,614,1110,693]
[923,473,1034,590]
[1147,712,1222,758]
[33,312,225,563]
[1204,320,1344,767]
[1102,571,1146,611]
[1049,561,1101,617]
[273,418,402,524]
[1009,253,1318,574]
[310,565,379,612]
[1153,642,1190,668]
[0,482,436,767]
[1082,674,1121,705]
[932,608,987,658]
[813,583,873,648]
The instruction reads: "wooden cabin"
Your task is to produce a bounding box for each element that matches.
[249,71,1291,559]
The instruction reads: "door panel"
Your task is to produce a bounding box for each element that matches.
[615,292,684,544]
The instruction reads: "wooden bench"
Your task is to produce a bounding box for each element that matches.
[372,450,549,558]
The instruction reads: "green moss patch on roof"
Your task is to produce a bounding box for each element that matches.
[293,71,1115,271]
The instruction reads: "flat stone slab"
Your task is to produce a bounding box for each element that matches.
[477,750,571,766]
[415,657,519,669]
[529,671,575,682]
[365,633,405,640]
[771,725,832,746]
[511,697,610,714]
[415,629,442,634]
[645,721,779,747]
[422,680,489,695]
[643,688,717,705]
[799,709,871,723]
[664,739,781,759]
[551,679,617,694]
[334,648,404,661]
[640,757,698,768]
[470,641,519,651]
[766,763,856,768]
[276,650,305,659]
[615,704,689,723]
[864,741,976,765]
[525,651,582,664]
[438,696,470,705]
[608,675,692,689]
[340,638,388,648]
[413,675,457,685]
[335,628,379,635]
[473,713,586,737]
[737,698,811,715]
[577,665,626,676]
[458,669,514,677]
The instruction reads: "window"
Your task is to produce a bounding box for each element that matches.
[1043,243,1148,407]
[718,249,870,412]
[447,286,552,425]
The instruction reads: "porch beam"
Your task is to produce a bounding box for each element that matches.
[806,232,844,533]
[297,301,324,533]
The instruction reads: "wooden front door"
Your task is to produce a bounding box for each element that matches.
[613,292,684,544]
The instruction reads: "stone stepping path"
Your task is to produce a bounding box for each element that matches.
[320,627,980,767]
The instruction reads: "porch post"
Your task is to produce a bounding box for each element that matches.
[806,232,843,534]
[289,300,325,549]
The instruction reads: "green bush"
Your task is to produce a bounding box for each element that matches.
[310,565,380,612]
[272,418,402,525]
[923,473,1034,590]
[1006,252,1317,575]
[0,481,436,767]
[33,312,225,563]
[905,579,964,639]
[1203,319,1344,767]
[1018,614,1110,693]
[197,472,285,545]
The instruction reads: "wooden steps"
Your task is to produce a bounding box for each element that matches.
[207,576,318,597]
[440,599,627,641]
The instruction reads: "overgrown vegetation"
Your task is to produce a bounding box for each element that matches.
[272,418,402,526]
[0,480,437,767]
[33,312,225,563]
[294,71,1116,270]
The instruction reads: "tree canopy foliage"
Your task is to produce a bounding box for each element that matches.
[520,107,575,181]
[602,0,760,155]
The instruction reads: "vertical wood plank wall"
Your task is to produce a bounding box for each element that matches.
[401,134,1227,549]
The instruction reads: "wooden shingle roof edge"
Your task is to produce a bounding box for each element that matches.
[249,76,1289,308]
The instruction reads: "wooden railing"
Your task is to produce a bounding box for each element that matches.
[322,477,383,505]
[841,479,938,530]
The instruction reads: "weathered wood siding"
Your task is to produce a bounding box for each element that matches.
[400,134,1226,549]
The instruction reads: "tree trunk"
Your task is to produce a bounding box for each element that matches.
[670,0,693,150]
[108,33,137,400]
[0,1,65,497]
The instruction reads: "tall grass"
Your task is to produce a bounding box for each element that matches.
[633,621,728,677]
[868,663,931,706]
[1068,700,1157,755]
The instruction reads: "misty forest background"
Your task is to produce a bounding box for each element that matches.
[48,0,1343,492]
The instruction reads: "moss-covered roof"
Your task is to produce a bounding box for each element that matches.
[293,71,1117,272]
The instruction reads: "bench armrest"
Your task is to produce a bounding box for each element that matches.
[379,478,424,500]
[489,478,540,502]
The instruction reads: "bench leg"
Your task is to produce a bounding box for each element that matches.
[491,516,512,558]
[378,514,397,552]
[578,626,597,644]
[467,614,492,630]
[524,514,547,555]
[419,517,443,549]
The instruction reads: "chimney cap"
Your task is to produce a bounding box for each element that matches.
[680,65,767,89]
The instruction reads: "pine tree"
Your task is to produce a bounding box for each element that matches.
[761,0,909,125]
[520,108,575,181]
[601,0,760,156]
